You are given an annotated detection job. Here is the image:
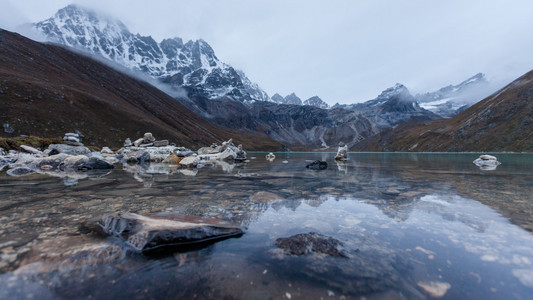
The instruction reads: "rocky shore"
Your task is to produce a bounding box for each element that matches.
[0,132,247,184]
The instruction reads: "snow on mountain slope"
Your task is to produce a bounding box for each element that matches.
[33,4,269,103]
[415,73,489,117]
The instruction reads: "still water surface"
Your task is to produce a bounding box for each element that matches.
[1,153,533,299]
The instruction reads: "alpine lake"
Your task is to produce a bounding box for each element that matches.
[1,152,533,299]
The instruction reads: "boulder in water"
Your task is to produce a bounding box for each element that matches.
[179,156,199,168]
[473,155,501,170]
[98,212,244,253]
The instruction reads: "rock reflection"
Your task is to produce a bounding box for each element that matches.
[1,153,533,299]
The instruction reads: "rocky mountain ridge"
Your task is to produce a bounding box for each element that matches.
[415,73,489,117]
[33,4,270,103]
[28,5,496,150]
[354,70,533,152]
[0,29,281,150]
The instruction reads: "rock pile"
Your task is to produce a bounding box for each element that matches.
[0,133,115,184]
[131,132,168,148]
[196,138,247,162]
[1,132,249,183]
[266,152,276,161]
[63,132,83,146]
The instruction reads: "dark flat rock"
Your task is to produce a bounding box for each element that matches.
[306,160,328,170]
[98,212,244,254]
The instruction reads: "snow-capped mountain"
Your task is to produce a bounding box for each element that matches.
[33,4,269,102]
[303,96,329,109]
[415,73,489,117]
[283,93,302,105]
[270,93,303,105]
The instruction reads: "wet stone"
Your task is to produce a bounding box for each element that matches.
[98,212,245,254]
[306,160,328,170]
[275,232,348,258]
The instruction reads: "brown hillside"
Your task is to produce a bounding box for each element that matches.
[355,70,533,152]
[0,29,281,150]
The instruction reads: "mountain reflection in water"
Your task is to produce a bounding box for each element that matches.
[1,153,532,299]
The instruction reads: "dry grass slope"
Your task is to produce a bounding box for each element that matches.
[0,29,282,151]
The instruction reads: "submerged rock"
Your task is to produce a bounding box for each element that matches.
[6,167,35,176]
[417,281,451,298]
[98,212,244,253]
[306,160,328,170]
[275,232,348,258]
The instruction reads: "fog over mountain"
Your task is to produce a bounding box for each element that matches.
[3,0,533,105]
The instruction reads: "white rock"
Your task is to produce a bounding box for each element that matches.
[179,156,199,168]
[133,138,144,147]
[417,281,451,298]
[20,145,43,156]
[124,138,132,147]
[473,155,501,169]
[101,147,113,154]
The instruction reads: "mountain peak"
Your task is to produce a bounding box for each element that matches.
[303,96,329,109]
[284,93,302,105]
[33,5,269,103]
[377,83,411,101]
[271,93,285,104]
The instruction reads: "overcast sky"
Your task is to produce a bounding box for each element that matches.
[2,0,533,104]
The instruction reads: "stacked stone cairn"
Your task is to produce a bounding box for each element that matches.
[63,132,83,146]
[334,142,348,161]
